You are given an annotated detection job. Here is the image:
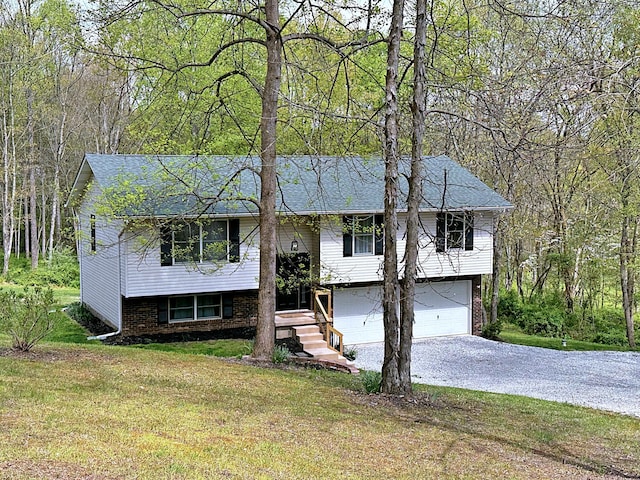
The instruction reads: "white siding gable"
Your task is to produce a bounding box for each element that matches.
[77,181,123,329]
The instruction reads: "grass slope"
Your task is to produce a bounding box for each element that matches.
[1,343,638,480]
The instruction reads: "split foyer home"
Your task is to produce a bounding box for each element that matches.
[67,154,511,351]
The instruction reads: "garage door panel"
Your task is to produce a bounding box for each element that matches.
[333,286,384,344]
[333,281,471,344]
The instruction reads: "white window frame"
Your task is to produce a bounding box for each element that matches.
[172,220,229,264]
[168,294,222,323]
[351,215,375,256]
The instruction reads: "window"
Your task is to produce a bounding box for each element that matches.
[90,215,96,252]
[436,212,474,252]
[343,215,383,257]
[168,294,222,322]
[161,219,240,266]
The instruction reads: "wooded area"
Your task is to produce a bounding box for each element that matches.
[1,0,638,357]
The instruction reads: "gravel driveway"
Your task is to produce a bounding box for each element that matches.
[353,336,640,418]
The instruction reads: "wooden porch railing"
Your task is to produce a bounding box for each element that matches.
[313,288,343,355]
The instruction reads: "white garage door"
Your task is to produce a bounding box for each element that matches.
[333,281,471,344]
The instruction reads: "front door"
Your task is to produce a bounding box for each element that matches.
[276,253,311,311]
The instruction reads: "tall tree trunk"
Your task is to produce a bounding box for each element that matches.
[381,0,404,394]
[1,98,17,275]
[27,87,39,268]
[619,198,637,348]
[252,0,282,360]
[398,0,427,395]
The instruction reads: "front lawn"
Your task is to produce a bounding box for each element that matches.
[499,323,638,351]
[0,343,638,479]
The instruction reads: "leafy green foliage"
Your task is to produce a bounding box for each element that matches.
[360,370,382,394]
[343,345,357,361]
[1,249,79,288]
[498,290,636,346]
[481,319,503,340]
[271,344,290,364]
[0,286,56,351]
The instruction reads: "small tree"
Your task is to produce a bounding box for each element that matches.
[0,286,56,352]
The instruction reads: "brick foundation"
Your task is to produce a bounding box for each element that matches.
[121,291,258,337]
[471,275,483,335]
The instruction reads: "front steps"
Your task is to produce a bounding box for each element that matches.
[293,324,358,373]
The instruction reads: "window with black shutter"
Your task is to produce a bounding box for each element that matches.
[343,214,383,256]
[436,212,474,252]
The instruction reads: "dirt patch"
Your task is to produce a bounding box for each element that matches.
[0,460,116,480]
[0,346,113,363]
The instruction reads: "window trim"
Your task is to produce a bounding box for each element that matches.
[90,214,96,253]
[343,214,383,257]
[436,212,474,252]
[168,294,223,323]
[161,218,240,266]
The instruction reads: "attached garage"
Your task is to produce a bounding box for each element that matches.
[333,281,471,344]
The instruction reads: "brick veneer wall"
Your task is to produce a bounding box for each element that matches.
[471,275,483,335]
[121,291,258,337]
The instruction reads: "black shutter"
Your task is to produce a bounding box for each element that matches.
[343,216,353,257]
[222,295,234,319]
[465,212,474,251]
[374,214,384,255]
[158,298,169,324]
[229,219,240,262]
[436,213,446,253]
[160,225,172,266]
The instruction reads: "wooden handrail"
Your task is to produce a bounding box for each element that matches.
[313,288,343,355]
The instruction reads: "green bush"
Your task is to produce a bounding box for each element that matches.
[497,289,523,324]
[0,286,56,351]
[2,248,79,288]
[520,306,565,338]
[360,370,382,394]
[481,319,503,340]
[271,345,290,364]
[590,331,628,346]
[343,346,358,361]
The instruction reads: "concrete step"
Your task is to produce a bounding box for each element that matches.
[293,325,320,335]
[305,347,340,361]
[297,332,324,343]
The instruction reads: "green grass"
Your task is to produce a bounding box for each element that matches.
[133,339,253,358]
[500,323,639,351]
[0,343,638,479]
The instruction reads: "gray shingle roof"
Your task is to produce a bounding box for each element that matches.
[72,154,511,216]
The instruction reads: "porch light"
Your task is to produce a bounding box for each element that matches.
[291,240,299,252]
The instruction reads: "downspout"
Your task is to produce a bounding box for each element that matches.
[87,230,124,341]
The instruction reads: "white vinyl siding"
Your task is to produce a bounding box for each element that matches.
[276,219,314,254]
[122,217,260,298]
[320,212,494,284]
[77,181,122,329]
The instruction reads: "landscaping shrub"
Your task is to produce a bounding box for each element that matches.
[0,286,56,351]
[520,305,565,338]
[271,345,290,364]
[360,370,382,394]
[497,289,523,324]
[343,346,357,361]
[481,319,503,340]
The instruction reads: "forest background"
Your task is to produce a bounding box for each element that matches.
[1,0,638,348]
